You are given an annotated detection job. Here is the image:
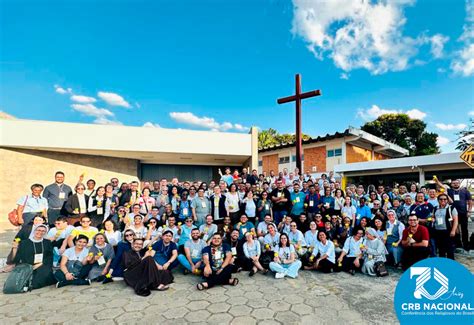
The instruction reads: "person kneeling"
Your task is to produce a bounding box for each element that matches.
[197,233,238,290]
[123,237,173,296]
[305,231,335,273]
[337,228,365,275]
[178,228,205,275]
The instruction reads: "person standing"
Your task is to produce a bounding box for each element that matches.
[433,194,458,259]
[447,179,472,252]
[16,184,48,226]
[270,180,292,225]
[192,188,211,227]
[43,171,72,226]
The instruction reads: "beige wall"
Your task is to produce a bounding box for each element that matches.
[0,148,138,231]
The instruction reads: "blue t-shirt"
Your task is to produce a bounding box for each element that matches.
[236,222,255,240]
[290,192,306,215]
[152,240,178,265]
[202,243,231,271]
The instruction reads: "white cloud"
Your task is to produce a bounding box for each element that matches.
[97,91,131,108]
[169,112,250,132]
[291,0,447,75]
[70,95,96,104]
[437,136,450,146]
[429,34,449,59]
[54,84,72,95]
[357,104,427,121]
[71,103,114,118]
[451,0,474,76]
[469,111,474,116]
[143,122,161,128]
[93,117,123,125]
[435,123,467,131]
[340,73,349,80]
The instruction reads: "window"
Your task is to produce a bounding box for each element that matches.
[279,156,289,164]
[258,160,262,167]
[292,155,305,162]
[327,148,342,158]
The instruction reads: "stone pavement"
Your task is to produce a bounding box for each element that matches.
[0,254,472,325]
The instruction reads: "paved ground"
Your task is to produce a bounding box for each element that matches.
[0,224,473,325]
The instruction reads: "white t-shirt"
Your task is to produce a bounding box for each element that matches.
[47,225,74,240]
[64,247,89,262]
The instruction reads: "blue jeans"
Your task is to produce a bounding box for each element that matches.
[273,210,288,225]
[269,260,302,278]
[177,254,202,272]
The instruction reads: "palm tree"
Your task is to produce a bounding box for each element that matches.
[456,119,473,151]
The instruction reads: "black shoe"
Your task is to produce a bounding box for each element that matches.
[349,269,355,276]
[56,281,67,289]
[249,270,255,277]
[95,275,105,282]
[102,277,113,284]
[183,269,190,275]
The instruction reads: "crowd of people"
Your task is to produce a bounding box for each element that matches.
[3,167,472,296]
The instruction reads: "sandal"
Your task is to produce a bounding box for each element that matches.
[230,278,239,286]
[196,283,208,291]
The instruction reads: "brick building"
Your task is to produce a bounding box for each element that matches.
[258,127,408,175]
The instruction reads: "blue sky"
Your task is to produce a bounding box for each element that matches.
[1,0,472,152]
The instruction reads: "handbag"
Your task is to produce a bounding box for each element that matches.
[3,263,33,294]
[375,261,389,277]
[8,196,28,226]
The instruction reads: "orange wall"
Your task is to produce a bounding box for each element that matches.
[304,146,326,173]
[346,144,372,163]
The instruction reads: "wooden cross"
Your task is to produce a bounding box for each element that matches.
[277,74,321,173]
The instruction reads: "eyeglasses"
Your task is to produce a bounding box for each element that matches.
[125,233,134,237]
[185,220,193,223]
[81,220,91,223]
[77,188,85,190]
[439,198,447,201]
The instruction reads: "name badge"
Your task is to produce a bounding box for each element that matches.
[453,194,460,201]
[241,228,247,235]
[368,254,373,260]
[386,228,392,236]
[201,201,207,208]
[437,217,444,225]
[214,199,219,207]
[214,251,222,259]
[231,247,237,256]
[183,208,188,215]
[191,249,199,258]
[277,192,282,198]
[296,197,300,203]
[98,255,106,266]
[80,208,87,214]
[59,192,66,199]
[265,203,269,210]
[97,207,103,215]
[243,179,246,183]
[309,200,314,207]
[34,253,43,264]
[203,234,209,242]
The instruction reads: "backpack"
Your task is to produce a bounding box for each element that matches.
[3,263,33,294]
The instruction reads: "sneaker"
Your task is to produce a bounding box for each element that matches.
[275,272,286,279]
[56,281,66,289]
[112,277,124,281]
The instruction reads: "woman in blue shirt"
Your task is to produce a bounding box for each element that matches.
[242,232,267,276]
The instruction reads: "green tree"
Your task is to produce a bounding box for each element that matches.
[361,113,439,156]
[258,128,311,149]
[456,119,473,151]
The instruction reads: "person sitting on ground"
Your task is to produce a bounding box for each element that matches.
[288,221,306,256]
[199,214,218,243]
[400,214,430,270]
[127,214,147,239]
[109,229,135,279]
[278,215,292,235]
[178,228,206,275]
[55,234,92,288]
[337,228,365,275]
[177,217,197,249]
[256,214,275,245]
[224,229,246,272]
[87,233,115,282]
[197,233,238,290]
[361,228,388,276]
[8,224,56,290]
[15,214,48,241]
[269,233,302,279]
[242,232,267,276]
[123,237,173,296]
[217,215,233,240]
[302,221,319,267]
[152,230,179,271]
[305,231,335,273]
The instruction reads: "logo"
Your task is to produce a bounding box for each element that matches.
[394,258,474,324]
[411,267,448,300]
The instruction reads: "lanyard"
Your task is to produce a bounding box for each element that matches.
[33,241,44,255]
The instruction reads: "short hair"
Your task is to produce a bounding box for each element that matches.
[55,171,65,177]
[56,216,68,223]
[31,183,44,191]
[80,215,91,222]
[73,234,89,245]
